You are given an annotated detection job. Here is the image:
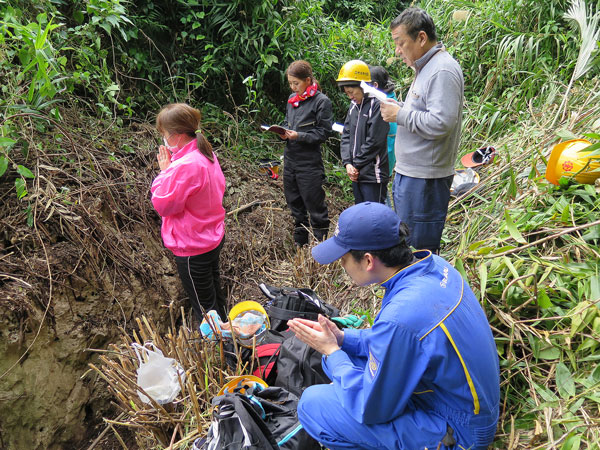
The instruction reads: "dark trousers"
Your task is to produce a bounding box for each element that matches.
[175,238,227,322]
[392,173,453,253]
[352,182,387,205]
[284,165,330,245]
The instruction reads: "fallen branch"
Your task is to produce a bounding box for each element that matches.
[226,200,272,216]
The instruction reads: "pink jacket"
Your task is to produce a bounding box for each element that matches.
[151,140,225,257]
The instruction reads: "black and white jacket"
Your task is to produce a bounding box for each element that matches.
[341,95,389,184]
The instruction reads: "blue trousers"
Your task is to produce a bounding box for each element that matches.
[352,182,387,205]
[392,173,453,253]
[298,384,464,450]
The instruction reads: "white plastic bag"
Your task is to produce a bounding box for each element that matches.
[132,342,186,405]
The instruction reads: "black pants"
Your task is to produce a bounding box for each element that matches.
[175,238,227,322]
[352,181,387,204]
[284,165,329,245]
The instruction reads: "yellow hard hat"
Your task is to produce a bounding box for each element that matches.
[336,60,371,85]
[545,139,600,185]
[217,375,268,396]
[228,301,270,348]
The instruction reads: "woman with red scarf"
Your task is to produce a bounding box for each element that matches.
[280,60,333,246]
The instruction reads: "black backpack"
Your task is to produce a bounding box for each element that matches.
[223,329,292,385]
[259,283,341,332]
[251,342,281,385]
[222,329,329,397]
[194,384,320,450]
[221,284,338,396]
[274,335,331,398]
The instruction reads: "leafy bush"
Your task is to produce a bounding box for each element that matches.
[424,0,587,141]
[123,0,404,118]
[0,0,138,221]
[322,0,408,24]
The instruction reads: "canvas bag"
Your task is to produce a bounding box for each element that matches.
[194,384,320,450]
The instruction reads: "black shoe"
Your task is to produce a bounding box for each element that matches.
[313,227,328,242]
[293,227,309,247]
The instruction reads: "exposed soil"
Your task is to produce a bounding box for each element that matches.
[0,109,356,449]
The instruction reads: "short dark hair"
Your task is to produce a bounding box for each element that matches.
[349,223,414,268]
[368,65,394,94]
[390,7,437,42]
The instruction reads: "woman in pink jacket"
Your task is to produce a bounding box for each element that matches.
[151,103,227,322]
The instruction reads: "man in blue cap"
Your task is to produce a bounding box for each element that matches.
[287,202,500,450]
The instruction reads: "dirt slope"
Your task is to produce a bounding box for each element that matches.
[0,110,354,449]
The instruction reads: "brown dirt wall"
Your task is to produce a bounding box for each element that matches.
[0,109,360,449]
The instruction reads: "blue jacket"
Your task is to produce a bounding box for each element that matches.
[386,91,397,177]
[323,251,499,448]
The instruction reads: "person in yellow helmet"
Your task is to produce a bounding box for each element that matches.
[337,60,390,204]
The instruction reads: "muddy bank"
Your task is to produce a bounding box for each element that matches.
[0,113,182,448]
[0,264,178,449]
[0,111,351,449]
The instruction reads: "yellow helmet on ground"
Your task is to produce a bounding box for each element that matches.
[336,60,371,86]
[218,375,268,396]
[228,301,270,347]
[545,139,600,185]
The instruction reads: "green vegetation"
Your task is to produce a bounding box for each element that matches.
[1,0,599,448]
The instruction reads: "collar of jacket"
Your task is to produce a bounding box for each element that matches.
[414,42,445,72]
[351,94,374,109]
[171,139,197,162]
[380,250,434,291]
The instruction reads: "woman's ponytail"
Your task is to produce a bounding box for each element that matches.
[196,131,214,163]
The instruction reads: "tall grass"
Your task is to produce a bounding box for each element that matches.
[424,0,587,143]
[443,99,600,448]
[424,1,600,447]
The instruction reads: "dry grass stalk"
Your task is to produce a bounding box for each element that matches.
[90,314,241,448]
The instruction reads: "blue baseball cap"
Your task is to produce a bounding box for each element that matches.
[312,202,402,264]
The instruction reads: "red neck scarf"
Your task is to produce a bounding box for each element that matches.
[288,82,319,108]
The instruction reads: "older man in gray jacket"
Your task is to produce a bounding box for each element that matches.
[381,7,464,253]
